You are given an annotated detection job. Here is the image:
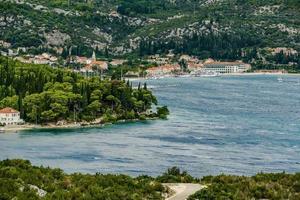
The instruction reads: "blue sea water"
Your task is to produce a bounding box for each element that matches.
[0,75,300,177]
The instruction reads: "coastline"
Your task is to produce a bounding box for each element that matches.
[125,72,300,81]
[221,72,300,76]
[1,117,159,133]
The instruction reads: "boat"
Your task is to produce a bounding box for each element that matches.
[179,74,191,78]
[194,70,220,77]
[0,128,4,133]
[277,77,283,82]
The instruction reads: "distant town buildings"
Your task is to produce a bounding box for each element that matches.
[110,59,127,66]
[271,47,298,56]
[0,107,23,126]
[147,54,170,65]
[146,64,180,77]
[73,56,89,65]
[145,56,252,77]
[81,61,108,73]
[71,51,109,76]
[15,53,58,65]
[0,40,11,48]
[203,60,251,74]
[254,69,287,74]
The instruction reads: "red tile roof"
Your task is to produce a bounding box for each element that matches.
[84,61,108,70]
[0,107,19,114]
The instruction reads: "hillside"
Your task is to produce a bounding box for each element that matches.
[0,0,299,64]
[1,160,300,200]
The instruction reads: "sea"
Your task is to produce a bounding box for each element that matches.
[0,75,299,177]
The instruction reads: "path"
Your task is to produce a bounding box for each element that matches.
[163,183,205,200]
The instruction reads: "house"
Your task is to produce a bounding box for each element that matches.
[83,61,108,71]
[147,55,170,65]
[179,54,192,61]
[272,47,298,56]
[146,64,180,77]
[187,62,204,71]
[110,59,127,66]
[73,56,89,64]
[0,40,11,48]
[79,61,109,76]
[33,55,49,65]
[0,107,23,126]
[203,61,251,73]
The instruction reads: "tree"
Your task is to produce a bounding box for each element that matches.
[0,95,18,109]
[157,106,169,119]
[86,100,101,117]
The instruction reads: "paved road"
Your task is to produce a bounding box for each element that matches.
[163,183,205,200]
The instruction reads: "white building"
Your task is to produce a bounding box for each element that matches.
[0,107,23,125]
[203,62,251,73]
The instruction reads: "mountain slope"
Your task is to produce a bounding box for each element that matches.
[0,0,299,59]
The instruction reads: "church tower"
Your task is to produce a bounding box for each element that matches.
[92,51,96,61]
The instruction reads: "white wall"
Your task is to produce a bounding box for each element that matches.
[0,113,22,125]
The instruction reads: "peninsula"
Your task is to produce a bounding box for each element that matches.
[0,56,169,130]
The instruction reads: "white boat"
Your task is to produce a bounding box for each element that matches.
[0,128,4,133]
[277,77,283,82]
[194,70,220,77]
[179,74,191,78]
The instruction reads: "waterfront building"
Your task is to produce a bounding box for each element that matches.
[0,107,23,126]
[146,64,180,77]
[203,61,251,73]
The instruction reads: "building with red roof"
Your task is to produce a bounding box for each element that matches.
[0,107,23,125]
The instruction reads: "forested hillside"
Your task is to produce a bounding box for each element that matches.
[0,56,168,124]
[0,0,299,63]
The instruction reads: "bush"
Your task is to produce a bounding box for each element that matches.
[156,106,170,119]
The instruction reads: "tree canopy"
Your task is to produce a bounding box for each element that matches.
[0,56,166,124]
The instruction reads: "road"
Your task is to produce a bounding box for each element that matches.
[163,183,205,200]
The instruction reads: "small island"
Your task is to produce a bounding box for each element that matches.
[0,56,169,131]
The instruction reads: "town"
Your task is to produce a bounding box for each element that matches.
[2,39,298,80]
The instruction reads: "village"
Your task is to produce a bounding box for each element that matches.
[0,42,252,79]
[1,39,298,80]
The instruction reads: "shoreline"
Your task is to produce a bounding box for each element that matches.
[1,117,159,133]
[125,72,300,81]
[221,72,300,76]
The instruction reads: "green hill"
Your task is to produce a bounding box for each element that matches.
[0,0,299,63]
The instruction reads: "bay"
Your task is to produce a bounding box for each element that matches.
[0,75,300,177]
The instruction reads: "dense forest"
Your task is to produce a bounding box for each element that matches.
[1,159,299,200]
[0,56,169,124]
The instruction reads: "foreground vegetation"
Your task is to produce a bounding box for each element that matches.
[0,57,169,124]
[189,173,300,200]
[0,159,165,199]
[1,160,299,200]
